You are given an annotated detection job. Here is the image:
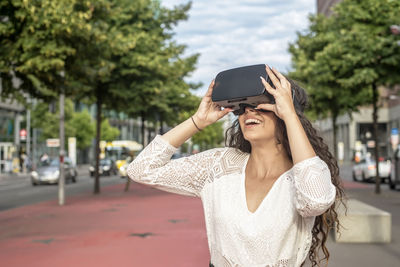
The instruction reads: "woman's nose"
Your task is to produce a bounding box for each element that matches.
[244,106,256,113]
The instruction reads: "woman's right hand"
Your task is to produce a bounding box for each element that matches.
[193,80,233,129]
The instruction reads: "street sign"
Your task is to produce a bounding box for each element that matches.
[337,142,344,161]
[68,137,76,166]
[367,140,375,148]
[20,129,27,141]
[46,138,60,147]
[391,128,399,150]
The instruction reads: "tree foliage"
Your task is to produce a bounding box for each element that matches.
[290,0,400,193]
[0,0,94,101]
[31,100,97,150]
[70,109,96,150]
[290,15,369,119]
[100,119,120,142]
[1,0,200,193]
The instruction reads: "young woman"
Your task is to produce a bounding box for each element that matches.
[128,65,345,267]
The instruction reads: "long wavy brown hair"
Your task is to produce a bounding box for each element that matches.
[225,78,346,266]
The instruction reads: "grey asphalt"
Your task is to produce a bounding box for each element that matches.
[0,165,127,211]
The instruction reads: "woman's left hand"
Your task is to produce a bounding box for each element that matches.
[258,65,296,121]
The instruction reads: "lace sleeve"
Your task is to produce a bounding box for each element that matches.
[127,135,224,197]
[292,156,336,217]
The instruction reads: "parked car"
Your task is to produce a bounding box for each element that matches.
[389,147,400,190]
[89,158,118,177]
[31,157,77,186]
[352,157,391,182]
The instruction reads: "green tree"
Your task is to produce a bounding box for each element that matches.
[1,0,199,194]
[289,14,369,159]
[101,119,120,141]
[192,121,225,150]
[0,0,94,101]
[31,100,75,143]
[31,100,96,150]
[291,0,400,193]
[115,1,200,145]
[70,109,95,150]
[76,0,198,193]
[330,0,400,194]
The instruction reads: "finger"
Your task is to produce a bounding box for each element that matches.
[218,107,233,118]
[260,76,277,96]
[272,67,291,95]
[256,103,275,111]
[271,67,286,82]
[204,80,215,97]
[265,65,281,89]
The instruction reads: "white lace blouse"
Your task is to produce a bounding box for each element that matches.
[127,135,336,267]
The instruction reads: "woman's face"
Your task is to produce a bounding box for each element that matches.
[238,106,277,143]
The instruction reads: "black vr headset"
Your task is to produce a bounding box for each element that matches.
[211,64,299,115]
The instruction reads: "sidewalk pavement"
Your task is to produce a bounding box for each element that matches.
[0,178,399,266]
[326,181,400,267]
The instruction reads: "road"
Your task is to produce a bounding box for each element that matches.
[0,170,127,211]
[0,162,396,212]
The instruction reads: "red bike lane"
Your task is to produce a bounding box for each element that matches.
[0,182,210,267]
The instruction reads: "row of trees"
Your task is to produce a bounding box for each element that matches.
[31,100,119,150]
[0,0,225,194]
[289,0,400,193]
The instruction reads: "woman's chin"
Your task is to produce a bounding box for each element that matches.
[243,132,273,143]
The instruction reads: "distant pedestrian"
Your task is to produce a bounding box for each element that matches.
[128,66,345,267]
[40,153,49,163]
[24,156,32,172]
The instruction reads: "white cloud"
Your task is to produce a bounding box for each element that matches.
[162,0,315,95]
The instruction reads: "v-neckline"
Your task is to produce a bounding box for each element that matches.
[241,155,292,215]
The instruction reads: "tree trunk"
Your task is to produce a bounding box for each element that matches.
[94,91,102,194]
[159,114,164,135]
[372,84,381,194]
[332,114,338,161]
[141,112,146,147]
[147,127,152,146]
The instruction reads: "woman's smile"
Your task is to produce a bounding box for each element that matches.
[244,118,262,128]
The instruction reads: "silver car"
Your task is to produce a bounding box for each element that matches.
[31,157,78,185]
[352,157,391,182]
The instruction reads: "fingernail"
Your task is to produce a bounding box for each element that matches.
[259,76,264,80]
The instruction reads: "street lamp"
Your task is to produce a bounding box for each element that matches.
[58,70,65,206]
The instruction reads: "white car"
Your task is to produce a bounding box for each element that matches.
[352,157,391,182]
[389,148,400,190]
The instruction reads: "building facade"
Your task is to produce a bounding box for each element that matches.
[0,98,25,174]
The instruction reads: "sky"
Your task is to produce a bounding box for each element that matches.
[161,0,316,96]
